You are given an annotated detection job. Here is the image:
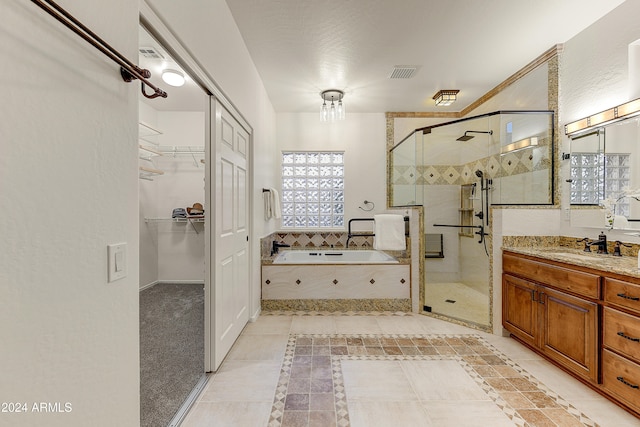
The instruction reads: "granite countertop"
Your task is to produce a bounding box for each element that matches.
[503,246,640,279]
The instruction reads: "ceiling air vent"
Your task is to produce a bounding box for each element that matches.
[139,47,165,60]
[389,66,418,79]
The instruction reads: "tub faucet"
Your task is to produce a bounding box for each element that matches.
[271,241,290,256]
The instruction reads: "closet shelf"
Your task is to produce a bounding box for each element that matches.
[138,122,162,145]
[139,166,164,181]
[145,217,205,223]
[157,146,205,155]
[145,216,205,233]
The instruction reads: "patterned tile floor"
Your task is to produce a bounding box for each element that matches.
[268,333,596,427]
[181,313,640,427]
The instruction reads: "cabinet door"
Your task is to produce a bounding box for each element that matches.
[503,274,538,348]
[540,287,598,382]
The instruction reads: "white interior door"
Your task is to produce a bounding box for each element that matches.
[208,97,250,371]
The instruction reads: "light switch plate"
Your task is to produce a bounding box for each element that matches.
[108,243,127,282]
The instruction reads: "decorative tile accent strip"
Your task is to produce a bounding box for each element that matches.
[261,299,412,313]
[269,333,598,427]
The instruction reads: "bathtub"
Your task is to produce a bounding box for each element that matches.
[262,249,410,304]
[272,249,399,264]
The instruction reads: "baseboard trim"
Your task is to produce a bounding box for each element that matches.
[139,281,159,292]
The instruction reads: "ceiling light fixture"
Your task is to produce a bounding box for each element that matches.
[433,90,459,106]
[565,97,640,135]
[161,69,185,87]
[320,89,345,122]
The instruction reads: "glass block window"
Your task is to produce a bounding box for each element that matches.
[605,153,631,216]
[570,153,630,215]
[570,153,604,204]
[281,151,344,228]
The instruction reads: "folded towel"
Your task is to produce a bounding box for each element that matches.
[270,188,281,219]
[374,214,406,250]
[263,190,272,220]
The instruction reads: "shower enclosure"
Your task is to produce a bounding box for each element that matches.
[390,111,554,328]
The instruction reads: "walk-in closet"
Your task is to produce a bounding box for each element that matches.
[137,25,208,427]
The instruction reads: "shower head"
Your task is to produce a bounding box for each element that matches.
[456,130,493,141]
[475,169,484,178]
[456,132,474,141]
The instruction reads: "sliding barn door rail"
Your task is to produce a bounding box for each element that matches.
[30,0,167,99]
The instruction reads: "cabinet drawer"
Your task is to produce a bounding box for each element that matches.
[503,253,600,299]
[604,307,640,364]
[604,278,640,315]
[602,349,640,414]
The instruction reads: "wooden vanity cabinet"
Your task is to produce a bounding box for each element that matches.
[602,277,640,414]
[503,252,599,383]
[504,251,640,417]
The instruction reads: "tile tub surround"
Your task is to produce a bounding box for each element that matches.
[262,232,412,313]
[269,333,597,427]
[262,232,410,262]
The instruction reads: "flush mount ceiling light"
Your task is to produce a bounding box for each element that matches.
[565,97,640,135]
[320,89,345,122]
[433,90,459,106]
[161,69,185,87]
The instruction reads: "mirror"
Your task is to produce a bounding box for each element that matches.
[570,116,640,230]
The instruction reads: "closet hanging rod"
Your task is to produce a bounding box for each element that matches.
[30,0,167,99]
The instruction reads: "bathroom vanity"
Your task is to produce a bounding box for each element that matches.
[503,249,640,417]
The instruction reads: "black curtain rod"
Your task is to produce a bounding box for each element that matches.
[30,0,167,99]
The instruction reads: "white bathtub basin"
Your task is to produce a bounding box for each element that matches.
[272,249,399,264]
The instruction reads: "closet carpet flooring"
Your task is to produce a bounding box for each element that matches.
[140,283,204,427]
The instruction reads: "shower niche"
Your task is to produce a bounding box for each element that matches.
[389,110,554,328]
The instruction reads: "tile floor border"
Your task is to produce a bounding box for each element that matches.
[268,333,598,427]
[262,311,410,317]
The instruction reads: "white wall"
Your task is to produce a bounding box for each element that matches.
[146,0,278,319]
[276,113,388,223]
[154,112,206,283]
[561,0,640,244]
[0,1,140,425]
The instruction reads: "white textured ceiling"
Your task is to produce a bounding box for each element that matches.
[225,0,626,113]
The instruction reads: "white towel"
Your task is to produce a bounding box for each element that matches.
[373,214,406,250]
[263,190,272,220]
[270,188,281,219]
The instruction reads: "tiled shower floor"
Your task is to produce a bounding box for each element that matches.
[425,282,490,326]
[181,313,640,427]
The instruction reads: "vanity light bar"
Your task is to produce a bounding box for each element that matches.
[565,98,640,135]
[501,137,538,154]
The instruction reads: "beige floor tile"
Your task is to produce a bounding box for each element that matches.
[401,360,489,401]
[348,401,432,427]
[181,401,272,427]
[199,360,281,402]
[421,400,518,427]
[333,315,383,334]
[569,398,640,427]
[242,315,292,335]
[226,334,289,361]
[341,360,418,402]
[290,316,337,334]
[414,313,476,334]
[375,315,430,334]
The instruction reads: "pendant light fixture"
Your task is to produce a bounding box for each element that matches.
[320,90,345,122]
